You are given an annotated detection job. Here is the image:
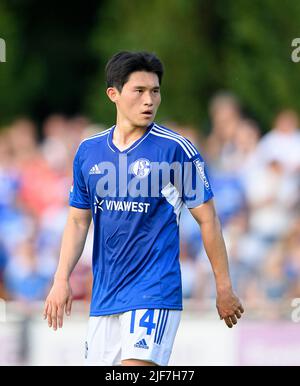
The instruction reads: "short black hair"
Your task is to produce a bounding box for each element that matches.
[105,51,164,91]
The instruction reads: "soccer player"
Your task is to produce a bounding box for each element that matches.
[43,51,244,366]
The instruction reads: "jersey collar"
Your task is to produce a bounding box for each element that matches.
[107,122,154,154]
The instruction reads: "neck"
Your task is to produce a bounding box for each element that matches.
[114,117,150,147]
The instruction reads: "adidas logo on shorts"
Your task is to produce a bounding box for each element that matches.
[134,338,149,349]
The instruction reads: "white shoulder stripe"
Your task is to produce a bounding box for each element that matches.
[81,127,113,144]
[150,129,193,158]
[154,124,198,156]
[154,124,199,155]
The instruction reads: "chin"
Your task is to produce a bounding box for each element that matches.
[133,119,152,128]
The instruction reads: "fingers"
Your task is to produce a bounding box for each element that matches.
[43,302,49,320]
[45,302,64,330]
[224,306,244,328]
[51,305,58,331]
[229,314,237,325]
[223,314,237,328]
[57,305,64,329]
[43,283,72,330]
[47,302,52,328]
[224,316,233,328]
[217,293,245,328]
[234,303,245,320]
[66,296,72,316]
[220,305,244,328]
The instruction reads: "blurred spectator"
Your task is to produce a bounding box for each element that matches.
[210,172,246,225]
[244,159,298,241]
[8,118,67,218]
[281,219,300,298]
[256,109,300,174]
[222,118,261,176]
[262,244,290,300]
[4,237,54,302]
[0,130,20,211]
[41,114,70,175]
[206,92,243,171]
[8,118,38,166]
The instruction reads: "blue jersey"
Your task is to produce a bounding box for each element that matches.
[69,122,214,316]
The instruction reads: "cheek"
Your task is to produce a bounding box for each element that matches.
[119,96,137,111]
[123,94,139,107]
[155,95,161,107]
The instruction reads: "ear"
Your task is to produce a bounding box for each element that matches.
[106,87,119,103]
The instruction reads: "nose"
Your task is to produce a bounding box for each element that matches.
[143,91,154,107]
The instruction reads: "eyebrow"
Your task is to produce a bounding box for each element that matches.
[133,86,160,90]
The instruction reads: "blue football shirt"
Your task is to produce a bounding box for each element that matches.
[69,122,214,316]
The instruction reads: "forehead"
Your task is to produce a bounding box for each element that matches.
[125,71,159,88]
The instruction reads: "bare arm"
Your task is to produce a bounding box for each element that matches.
[43,206,92,330]
[189,199,244,328]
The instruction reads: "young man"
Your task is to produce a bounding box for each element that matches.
[43,51,244,366]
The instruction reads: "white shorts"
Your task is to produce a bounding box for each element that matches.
[84,308,181,366]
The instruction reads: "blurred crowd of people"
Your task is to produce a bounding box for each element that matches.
[0,115,97,303]
[0,93,300,318]
[178,93,300,317]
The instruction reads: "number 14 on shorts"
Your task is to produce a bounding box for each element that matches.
[130,309,156,335]
[130,309,170,343]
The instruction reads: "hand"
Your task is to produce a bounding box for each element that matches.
[216,288,244,328]
[43,279,73,331]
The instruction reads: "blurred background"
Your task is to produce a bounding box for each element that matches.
[1,0,300,366]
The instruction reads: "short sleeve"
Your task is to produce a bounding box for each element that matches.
[69,144,90,209]
[176,139,214,209]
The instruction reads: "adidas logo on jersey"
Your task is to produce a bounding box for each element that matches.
[89,164,101,175]
[134,338,149,349]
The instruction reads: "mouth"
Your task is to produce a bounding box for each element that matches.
[141,111,153,117]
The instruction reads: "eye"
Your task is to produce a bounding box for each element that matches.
[136,89,143,93]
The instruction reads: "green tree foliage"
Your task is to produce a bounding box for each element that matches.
[86,0,300,131]
[219,0,300,129]
[0,0,99,127]
[0,1,43,125]
[85,0,208,127]
[1,0,300,132]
